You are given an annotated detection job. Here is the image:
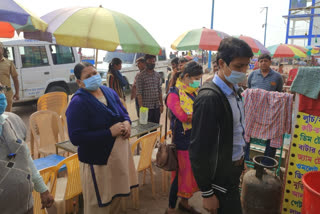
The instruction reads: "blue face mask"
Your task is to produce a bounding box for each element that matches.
[83,74,102,91]
[224,65,246,85]
[0,93,7,115]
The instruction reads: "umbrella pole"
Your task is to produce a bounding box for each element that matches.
[95,49,99,68]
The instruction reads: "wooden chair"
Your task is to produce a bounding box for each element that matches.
[54,154,82,214]
[32,165,58,214]
[131,131,160,207]
[30,110,67,158]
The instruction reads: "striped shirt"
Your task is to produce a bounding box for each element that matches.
[243,89,293,148]
[136,70,162,109]
[248,69,283,92]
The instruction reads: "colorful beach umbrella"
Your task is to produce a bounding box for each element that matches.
[0,0,48,38]
[171,27,229,51]
[25,6,161,55]
[287,44,308,54]
[235,35,269,55]
[305,45,320,55]
[267,44,307,58]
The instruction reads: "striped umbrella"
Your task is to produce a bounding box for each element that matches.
[267,44,307,58]
[0,0,47,38]
[235,35,269,55]
[171,27,229,51]
[25,6,160,55]
[305,45,320,55]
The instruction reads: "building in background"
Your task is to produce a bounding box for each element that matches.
[283,0,320,46]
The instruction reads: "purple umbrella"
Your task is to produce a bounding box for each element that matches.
[0,0,47,36]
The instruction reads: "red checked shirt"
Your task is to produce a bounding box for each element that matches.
[242,89,293,148]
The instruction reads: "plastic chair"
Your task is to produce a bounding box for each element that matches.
[151,131,173,193]
[30,110,67,158]
[32,165,58,214]
[37,92,69,138]
[54,154,82,214]
[131,131,160,207]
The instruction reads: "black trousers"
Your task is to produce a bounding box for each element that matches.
[215,165,243,214]
[148,108,161,124]
[168,174,178,208]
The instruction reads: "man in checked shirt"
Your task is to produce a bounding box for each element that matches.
[136,54,164,124]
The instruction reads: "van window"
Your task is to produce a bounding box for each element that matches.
[158,48,167,61]
[104,50,135,64]
[4,47,15,66]
[19,46,49,68]
[50,45,75,64]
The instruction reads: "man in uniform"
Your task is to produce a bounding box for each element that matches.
[0,42,19,112]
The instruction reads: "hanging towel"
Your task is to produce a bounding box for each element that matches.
[290,67,320,99]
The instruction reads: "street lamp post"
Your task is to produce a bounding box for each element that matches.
[208,0,215,69]
[263,7,269,47]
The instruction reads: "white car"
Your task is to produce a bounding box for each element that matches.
[2,39,80,102]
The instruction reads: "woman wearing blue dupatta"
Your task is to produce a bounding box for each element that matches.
[66,62,138,214]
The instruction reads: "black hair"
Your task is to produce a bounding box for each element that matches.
[171,57,179,65]
[258,53,272,61]
[169,61,203,88]
[144,54,156,61]
[279,64,284,67]
[108,58,122,73]
[74,62,94,80]
[178,57,189,64]
[216,37,254,65]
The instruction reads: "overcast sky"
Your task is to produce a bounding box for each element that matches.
[11,0,291,56]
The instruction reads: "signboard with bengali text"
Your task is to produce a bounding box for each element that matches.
[282,112,320,214]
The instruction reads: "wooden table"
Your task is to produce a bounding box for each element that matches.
[55,120,162,154]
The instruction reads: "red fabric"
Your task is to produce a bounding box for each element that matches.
[299,94,320,117]
[167,93,189,122]
[199,28,222,50]
[287,68,298,86]
[171,150,199,199]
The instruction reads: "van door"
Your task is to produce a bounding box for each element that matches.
[18,45,52,100]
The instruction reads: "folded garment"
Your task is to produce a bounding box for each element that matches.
[299,94,320,117]
[291,67,320,99]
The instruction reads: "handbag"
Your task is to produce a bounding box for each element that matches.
[156,104,178,171]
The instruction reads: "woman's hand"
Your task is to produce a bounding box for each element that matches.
[110,122,125,137]
[122,121,131,139]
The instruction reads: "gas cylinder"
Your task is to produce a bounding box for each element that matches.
[241,156,283,214]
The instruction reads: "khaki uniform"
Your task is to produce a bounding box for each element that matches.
[0,57,18,112]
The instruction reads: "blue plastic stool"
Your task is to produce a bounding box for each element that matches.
[33,154,66,171]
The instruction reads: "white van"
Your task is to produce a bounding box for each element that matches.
[97,48,169,86]
[2,39,80,103]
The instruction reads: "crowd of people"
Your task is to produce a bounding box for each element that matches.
[0,35,311,214]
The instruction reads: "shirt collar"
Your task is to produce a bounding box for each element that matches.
[212,75,239,96]
[258,68,274,77]
[0,57,4,62]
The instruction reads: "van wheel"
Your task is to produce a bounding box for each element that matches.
[46,86,68,94]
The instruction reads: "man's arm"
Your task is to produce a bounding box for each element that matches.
[276,74,284,92]
[136,73,143,107]
[247,71,253,88]
[159,76,164,113]
[189,92,220,198]
[10,62,19,100]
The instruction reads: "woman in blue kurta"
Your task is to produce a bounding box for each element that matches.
[66,62,138,214]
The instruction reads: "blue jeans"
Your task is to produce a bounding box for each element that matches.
[244,140,277,166]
